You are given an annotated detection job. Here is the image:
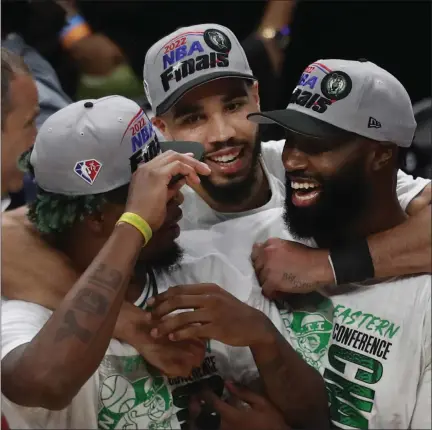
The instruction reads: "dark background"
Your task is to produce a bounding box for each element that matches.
[77,0,431,107]
[3,0,430,106]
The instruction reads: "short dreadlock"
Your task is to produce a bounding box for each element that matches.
[20,149,129,240]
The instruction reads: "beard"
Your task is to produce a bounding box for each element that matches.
[138,241,184,274]
[199,133,262,205]
[283,156,373,245]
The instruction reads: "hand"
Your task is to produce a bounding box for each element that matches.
[115,302,206,377]
[147,284,274,347]
[125,151,211,231]
[194,381,290,430]
[251,239,335,298]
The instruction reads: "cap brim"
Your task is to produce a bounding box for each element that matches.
[248,109,353,140]
[156,72,256,116]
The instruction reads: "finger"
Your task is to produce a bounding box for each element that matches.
[150,295,209,320]
[168,179,187,196]
[151,309,211,338]
[251,242,263,262]
[199,389,237,421]
[261,284,279,301]
[155,150,211,176]
[159,161,201,186]
[188,394,203,423]
[166,323,213,342]
[252,255,265,281]
[257,266,271,288]
[225,382,266,408]
[147,284,221,307]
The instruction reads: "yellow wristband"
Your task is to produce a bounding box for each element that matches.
[116,212,152,246]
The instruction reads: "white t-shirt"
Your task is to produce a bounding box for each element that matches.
[1,235,288,430]
[278,276,431,430]
[186,208,432,429]
[179,139,430,230]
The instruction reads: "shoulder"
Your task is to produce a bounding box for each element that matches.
[1,300,52,360]
[396,170,431,211]
[260,140,286,181]
[261,139,285,157]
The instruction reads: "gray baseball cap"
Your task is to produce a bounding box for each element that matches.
[143,23,256,116]
[30,96,204,196]
[248,59,416,147]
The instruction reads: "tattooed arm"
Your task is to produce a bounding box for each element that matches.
[1,223,143,410]
[1,151,211,410]
[249,328,330,429]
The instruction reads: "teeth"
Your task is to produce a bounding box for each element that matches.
[295,190,320,201]
[291,181,319,190]
[212,154,238,163]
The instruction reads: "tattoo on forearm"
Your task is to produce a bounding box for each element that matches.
[54,264,123,343]
[74,289,109,315]
[55,310,92,343]
[88,264,123,291]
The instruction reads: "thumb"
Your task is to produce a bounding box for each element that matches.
[224,381,265,408]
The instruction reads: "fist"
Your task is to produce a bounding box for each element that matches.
[251,238,334,298]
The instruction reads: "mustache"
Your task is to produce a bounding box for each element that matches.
[204,138,249,156]
[285,171,324,184]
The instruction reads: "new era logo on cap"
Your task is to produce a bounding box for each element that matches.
[368,117,382,129]
[74,159,102,185]
[144,24,255,116]
[248,59,416,148]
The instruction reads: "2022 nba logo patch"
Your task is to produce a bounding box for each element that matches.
[74,159,102,185]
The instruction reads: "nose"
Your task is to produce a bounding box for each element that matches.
[283,147,309,172]
[207,113,236,145]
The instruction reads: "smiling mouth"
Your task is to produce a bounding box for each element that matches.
[207,148,243,165]
[290,180,322,205]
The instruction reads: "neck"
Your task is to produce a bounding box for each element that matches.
[193,161,270,213]
[316,176,407,248]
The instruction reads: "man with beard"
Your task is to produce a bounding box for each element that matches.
[250,59,431,428]
[144,24,430,289]
[1,23,431,311]
[1,97,328,430]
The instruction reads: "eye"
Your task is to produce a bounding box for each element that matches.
[225,101,245,113]
[181,114,204,125]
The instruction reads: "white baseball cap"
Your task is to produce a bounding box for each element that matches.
[248,59,417,147]
[143,23,256,116]
[30,96,204,196]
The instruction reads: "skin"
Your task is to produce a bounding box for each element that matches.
[147,283,329,429]
[1,151,210,410]
[1,74,39,196]
[153,78,271,213]
[252,133,430,296]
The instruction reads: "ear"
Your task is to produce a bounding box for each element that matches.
[371,144,396,171]
[152,117,173,140]
[250,81,261,111]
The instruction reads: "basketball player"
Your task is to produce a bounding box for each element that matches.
[2,23,431,306]
[1,97,328,430]
[247,59,431,428]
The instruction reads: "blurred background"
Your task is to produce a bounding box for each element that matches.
[2,0,431,209]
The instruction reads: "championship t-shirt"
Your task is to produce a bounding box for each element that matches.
[179,139,430,230]
[1,229,289,430]
[197,207,432,429]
